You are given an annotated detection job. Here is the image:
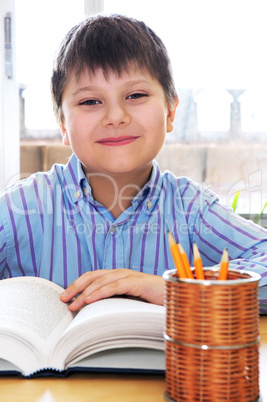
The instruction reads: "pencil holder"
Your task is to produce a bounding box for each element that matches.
[163,268,261,402]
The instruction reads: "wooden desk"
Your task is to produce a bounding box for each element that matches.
[0,316,266,402]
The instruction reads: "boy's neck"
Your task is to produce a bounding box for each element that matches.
[84,165,153,219]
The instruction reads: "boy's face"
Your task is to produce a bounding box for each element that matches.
[59,67,177,179]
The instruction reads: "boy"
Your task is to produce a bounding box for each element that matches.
[0,15,267,313]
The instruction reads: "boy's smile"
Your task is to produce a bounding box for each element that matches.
[59,67,177,180]
[96,135,139,147]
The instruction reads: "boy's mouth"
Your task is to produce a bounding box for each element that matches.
[96,136,139,146]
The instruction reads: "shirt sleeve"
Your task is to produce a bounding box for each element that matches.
[192,193,267,314]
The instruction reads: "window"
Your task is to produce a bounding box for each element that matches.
[16,0,85,138]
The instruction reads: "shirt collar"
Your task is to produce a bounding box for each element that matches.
[63,154,91,204]
[131,160,163,214]
[63,155,162,212]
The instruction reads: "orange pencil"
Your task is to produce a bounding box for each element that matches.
[193,242,205,280]
[178,243,194,279]
[168,232,187,278]
[218,248,229,280]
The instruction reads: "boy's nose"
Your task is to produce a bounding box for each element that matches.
[102,103,130,127]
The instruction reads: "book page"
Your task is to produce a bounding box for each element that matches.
[0,277,74,371]
[52,297,165,367]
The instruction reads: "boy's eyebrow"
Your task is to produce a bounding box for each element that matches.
[72,80,151,96]
[72,86,98,96]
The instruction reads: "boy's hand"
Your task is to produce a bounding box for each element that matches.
[60,269,164,311]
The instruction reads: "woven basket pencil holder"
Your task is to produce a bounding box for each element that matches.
[163,268,261,402]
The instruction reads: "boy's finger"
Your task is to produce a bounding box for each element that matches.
[60,270,107,301]
[84,280,131,304]
[77,269,131,297]
[67,295,87,311]
[68,279,131,311]
[60,268,133,301]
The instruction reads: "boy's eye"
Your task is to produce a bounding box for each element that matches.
[79,99,101,106]
[127,93,148,100]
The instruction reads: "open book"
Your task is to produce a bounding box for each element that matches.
[0,277,165,377]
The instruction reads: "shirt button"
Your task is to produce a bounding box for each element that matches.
[74,190,81,199]
[110,226,117,233]
[83,187,89,196]
[147,200,153,209]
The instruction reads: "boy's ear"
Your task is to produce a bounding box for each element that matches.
[166,97,179,133]
[58,122,70,146]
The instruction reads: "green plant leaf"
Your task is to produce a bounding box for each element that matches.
[232,191,240,213]
[254,201,267,224]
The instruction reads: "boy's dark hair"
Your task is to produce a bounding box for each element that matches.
[51,14,178,122]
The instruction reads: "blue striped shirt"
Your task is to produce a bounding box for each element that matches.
[0,154,267,312]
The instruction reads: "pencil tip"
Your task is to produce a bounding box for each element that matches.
[193,242,201,260]
[167,231,175,245]
[221,248,229,262]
